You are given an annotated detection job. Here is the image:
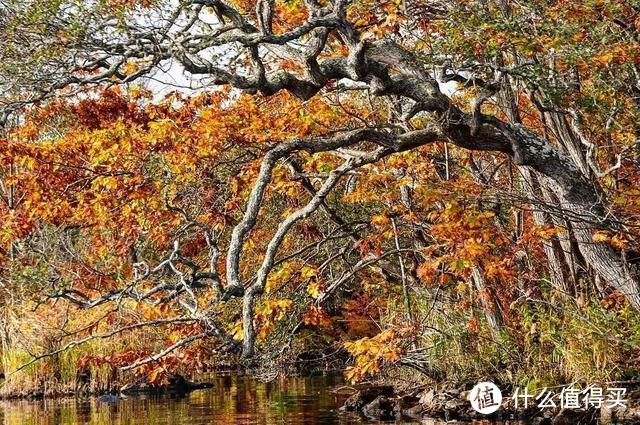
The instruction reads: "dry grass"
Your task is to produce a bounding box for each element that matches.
[0,303,159,398]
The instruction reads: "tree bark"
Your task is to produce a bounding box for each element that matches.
[471,266,504,339]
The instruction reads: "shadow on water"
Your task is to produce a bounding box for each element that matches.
[0,375,524,424]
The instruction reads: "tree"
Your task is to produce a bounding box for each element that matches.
[1,0,640,383]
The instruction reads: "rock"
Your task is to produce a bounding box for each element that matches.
[444,399,466,410]
[26,392,44,400]
[397,393,419,408]
[601,403,640,424]
[340,392,365,412]
[418,389,436,407]
[362,395,396,420]
[98,394,120,403]
[340,386,394,412]
[443,398,468,421]
[446,388,462,397]
[551,408,592,425]
[394,393,419,418]
[600,405,614,424]
[403,403,424,417]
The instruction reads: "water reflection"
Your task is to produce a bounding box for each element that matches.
[0,375,517,424]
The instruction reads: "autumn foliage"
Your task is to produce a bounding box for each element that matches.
[1,0,640,394]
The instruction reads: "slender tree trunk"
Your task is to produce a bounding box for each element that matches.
[471,266,504,339]
[519,167,575,294]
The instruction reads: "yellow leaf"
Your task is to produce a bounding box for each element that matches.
[307,281,323,299]
[230,320,244,341]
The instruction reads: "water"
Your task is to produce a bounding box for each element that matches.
[0,375,507,424]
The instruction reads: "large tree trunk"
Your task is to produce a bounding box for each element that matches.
[390,52,640,309]
[507,126,640,309]
[486,71,640,308]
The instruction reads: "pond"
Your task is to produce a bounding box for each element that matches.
[0,375,511,424]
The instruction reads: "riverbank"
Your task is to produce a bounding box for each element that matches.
[340,382,640,424]
[0,373,216,400]
[4,358,640,425]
